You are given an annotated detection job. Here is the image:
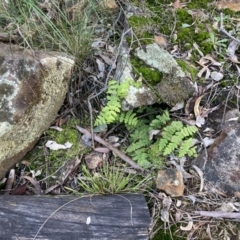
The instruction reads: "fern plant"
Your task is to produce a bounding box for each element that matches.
[126,119,151,166]
[126,110,198,167]
[94,80,198,168]
[158,121,198,157]
[94,79,138,126]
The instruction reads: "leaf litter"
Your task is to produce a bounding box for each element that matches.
[3,0,240,239]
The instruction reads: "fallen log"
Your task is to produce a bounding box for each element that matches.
[0,193,151,239]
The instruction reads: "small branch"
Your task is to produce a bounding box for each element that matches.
[194,211,240,219]
[76,126,144,171]
[219,12,240,44]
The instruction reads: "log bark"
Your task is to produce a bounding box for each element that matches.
[0,193,151,239]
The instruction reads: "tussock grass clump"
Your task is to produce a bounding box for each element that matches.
[0,0,103,61]
[78,163,152,194]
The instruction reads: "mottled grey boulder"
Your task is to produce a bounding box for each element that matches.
[117,43,195,110]
[194,109,240,195]
[0,43,74,179]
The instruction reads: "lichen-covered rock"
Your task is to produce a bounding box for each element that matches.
[135,43,195,106]
[117,43,195,110]
[136,43,185,77]
[154,68,195,106]
[0,43,74,179]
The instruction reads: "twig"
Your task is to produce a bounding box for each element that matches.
[219,12,240,44]
[76,125,144,171]
[194,211,240,219]
[16,24,33,50]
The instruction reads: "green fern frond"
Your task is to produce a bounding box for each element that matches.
[150,110,170,129]
[94,80,121,126]
[118,110,138,126]
[158,138,168,152]
[163,141,178,156]
[178,138,196,157]
[129,121,149,141]
[132,152,151,167]
[180,125,198,137]
[117,81,130,98]
[158,122,197,157]
[95,79,140,126]
[126,138,150,153]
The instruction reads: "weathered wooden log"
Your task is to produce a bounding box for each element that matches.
[0,193,151,239]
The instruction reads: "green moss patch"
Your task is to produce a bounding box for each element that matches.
[131,56,162,85]
[22,118,84,181]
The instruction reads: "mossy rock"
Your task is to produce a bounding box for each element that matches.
[0,43,75,179]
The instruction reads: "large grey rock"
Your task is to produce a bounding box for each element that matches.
[194,109,240,195]
[0,43,74,179]
[117,43,195,110]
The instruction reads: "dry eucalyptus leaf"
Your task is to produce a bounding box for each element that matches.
[175,211,182,222]
[176,199,182,207]
[154,35,167,48]
[202,137,215,147]
[202,55,221,66]
[197,66,210,78]
[227,40,240,62]
[149,129,160,140]
[107,136,119,143]
[160,196,172,222]
[196,115,205,127]
[103,0,118,9]
[193,42,204,57]
[45,140,72,150]
[211,71,224,81]
[191,165,204,192]
[194,95,204,117]
[98,54,116,69]
[180,213,193,231]
[170,45,178,54]
[96,58,105,73]
[49,126,63,131]
[170,101,184,112]
[203,127,214,133]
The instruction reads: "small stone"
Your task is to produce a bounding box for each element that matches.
[156,168,184,197]
[85,152,104,169]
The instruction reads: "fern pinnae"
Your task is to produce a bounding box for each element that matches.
[126,138,150,153]
[158,138,168,152]
[125,111,138,126]
[163,141,178,156]
[178,138,195,157]
[180,125,198,137]
[150,110,170,129]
